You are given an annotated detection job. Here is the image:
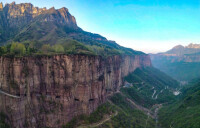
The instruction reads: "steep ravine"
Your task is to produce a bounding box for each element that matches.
[0,54,151,128]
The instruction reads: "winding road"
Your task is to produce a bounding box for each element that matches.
[0,89,20,98]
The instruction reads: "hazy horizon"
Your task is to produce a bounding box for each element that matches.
[2,0,200,53]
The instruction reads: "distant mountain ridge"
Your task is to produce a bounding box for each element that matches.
[165,43,200,56]
[151,43,200,82]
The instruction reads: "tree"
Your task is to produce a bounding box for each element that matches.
[0,46,7,55]
[41,44,52,53]
[52,44,64,53]
[10,43,26,56]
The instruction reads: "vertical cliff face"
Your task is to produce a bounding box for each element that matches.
[0,54,151,128]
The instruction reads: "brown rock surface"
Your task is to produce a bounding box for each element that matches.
[0,54,151,128]
[3,2,77,27]
[0,2,3,10]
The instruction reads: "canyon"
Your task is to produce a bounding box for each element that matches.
[0,54,151,128]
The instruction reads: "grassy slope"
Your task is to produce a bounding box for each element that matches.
[159,79,200,128]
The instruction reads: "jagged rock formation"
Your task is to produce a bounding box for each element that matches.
[0,2,79,43]
[0,54,151,128]
[2,2,76,27]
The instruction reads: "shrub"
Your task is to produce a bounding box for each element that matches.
[10,42,26,56]
[52,44,64,53]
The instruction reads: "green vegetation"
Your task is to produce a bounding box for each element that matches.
[64,93,156,128]
[99,93,155,128]
[0,38,144,57]
[63,103,115,128]
[122,67,179,108]
[158,79,200,128]
[152,60,200,82]
[0,40,96,57]
[10,43,26,55]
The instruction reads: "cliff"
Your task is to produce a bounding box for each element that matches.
[0,54,151,128]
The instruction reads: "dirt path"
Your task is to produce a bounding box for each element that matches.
[78,111,118,128]
[126,98,154,117]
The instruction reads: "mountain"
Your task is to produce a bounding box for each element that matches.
[151,43,200,82]
[0,2,77,43]
[0,2,142,57]
[159,79,200,128]
[0,2,183,128]
[165,43,200,56]
[0,2,154,128]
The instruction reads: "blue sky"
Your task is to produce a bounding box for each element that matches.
[2,0,200,53]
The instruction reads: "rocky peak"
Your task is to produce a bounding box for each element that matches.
[42,6,77,27]
[58,7,77,26]
[4,2,47,18]
[2,2,77,28]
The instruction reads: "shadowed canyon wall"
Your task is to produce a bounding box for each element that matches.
[0,54,151,128]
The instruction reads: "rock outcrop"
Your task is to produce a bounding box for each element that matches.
[0,2,3,11]
[2,2,77,28]
[0,54,151,128]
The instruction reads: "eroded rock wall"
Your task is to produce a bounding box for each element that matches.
[0,54,151,128]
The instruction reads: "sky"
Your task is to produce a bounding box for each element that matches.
[2,0,200,53]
